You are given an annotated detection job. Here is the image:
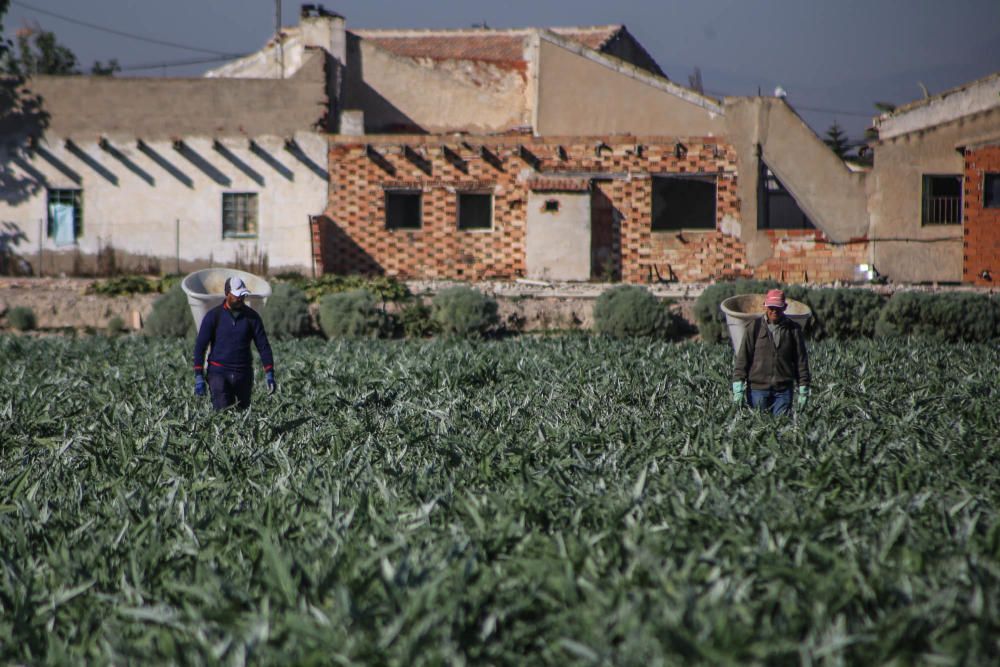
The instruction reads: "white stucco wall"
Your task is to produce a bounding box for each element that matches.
[0,132,328,275]
[525,191,591,281]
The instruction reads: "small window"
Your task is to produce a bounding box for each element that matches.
[458,193,493,230]
[651,176,716,231]
[223,192,258,238]
[385,191,422,230]
[543,199,560,212]
[921,175,962,225]
[985,173,1000,209]
[47,189,82,246]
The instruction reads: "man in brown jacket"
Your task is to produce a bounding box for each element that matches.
[732,289,810,416]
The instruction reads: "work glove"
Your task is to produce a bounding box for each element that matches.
[194,372,206,397]
[265,370,277,395]
[732,381,746,405]
[797,385,810,409]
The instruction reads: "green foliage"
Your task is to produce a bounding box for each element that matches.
[7,305,36,331]
[396,301,437,338]
[593,285,675,338]
[105,315,126,336]
[280,274,410,304]
[1,335,998,664]
[318,288,387,339]
[88,275,157,297]
[430,286,498,338]
[156,274,184,293]
[261,283,312,340]
[143,284,195,338]
[791,287,886,340]
[823,121,850,159]
[875,291,1000,343]
[694,279,781,343]
[1,28,78,76]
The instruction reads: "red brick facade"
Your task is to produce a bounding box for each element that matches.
[316,134,871,283]
[963,145,1000,286]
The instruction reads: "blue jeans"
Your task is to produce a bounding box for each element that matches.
[750,387,793,416]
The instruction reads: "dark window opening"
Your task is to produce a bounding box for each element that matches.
[222,192,259,238]
[458,193,492,230]
[757,163,815,230]
[47,188,83,245]
[385,191,422,230]
[984,173,1000,209]
[922,174,962,225]
[544,199,560,212]
[651,176,716,231]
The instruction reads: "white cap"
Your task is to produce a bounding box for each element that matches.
[229,276,250,298]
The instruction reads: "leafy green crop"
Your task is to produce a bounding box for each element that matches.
[1,335,998,664]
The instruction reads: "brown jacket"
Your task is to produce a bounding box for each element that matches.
[733,316,810,390]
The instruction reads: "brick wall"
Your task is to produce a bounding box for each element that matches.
[320,134,868,283]
[964,145,1000,286]
[321,135,743,281]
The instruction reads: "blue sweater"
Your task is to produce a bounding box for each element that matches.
[193,303,274,374]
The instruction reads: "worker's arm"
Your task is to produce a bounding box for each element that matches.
[251,313,276,393]
[795,328,811,387]
[192,309,216,397]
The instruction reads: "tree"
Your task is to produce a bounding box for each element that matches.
[1,26,79,75]
[0,22,118,77]
[824,121,850,159]
[91,59,120,76]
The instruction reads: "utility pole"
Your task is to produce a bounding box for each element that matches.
[276,0,284,79]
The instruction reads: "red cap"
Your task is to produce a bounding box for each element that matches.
[764,289,787,308]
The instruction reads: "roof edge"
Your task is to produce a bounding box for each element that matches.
[535,29,723,114]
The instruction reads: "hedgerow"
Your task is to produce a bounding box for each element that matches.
[593,285,675,338]
[431,286,498,338]
[143,284,195,338]
[875,291,1000,342]
[319,288,388,339]
[261,283,312,339]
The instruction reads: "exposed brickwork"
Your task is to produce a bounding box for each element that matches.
[321,135,743,282]
[752,230,870,283]
[963,145,1000,286]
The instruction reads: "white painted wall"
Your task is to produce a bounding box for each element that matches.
[526,191,591,281]
[0,132,328,275]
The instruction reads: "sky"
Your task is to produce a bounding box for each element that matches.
[3,0,999,142]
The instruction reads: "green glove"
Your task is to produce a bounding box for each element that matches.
[797,385,810,409]
[732,381,746,404]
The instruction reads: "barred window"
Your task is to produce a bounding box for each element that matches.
[222,193,258,238]
[47,189,83,245]
[921,175,962,225]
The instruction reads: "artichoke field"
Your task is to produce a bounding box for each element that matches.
[1,335,998,664]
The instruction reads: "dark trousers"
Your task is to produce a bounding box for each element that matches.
[750,387,793,416]
[208,369,253,411]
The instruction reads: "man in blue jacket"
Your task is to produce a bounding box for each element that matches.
[193,276,276,410]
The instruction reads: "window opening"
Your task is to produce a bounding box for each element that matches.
[921,175,962,225]
[757,163,815,230]
[458,193,493,230]
[222,193,259,238]
[385,191,422,230]
[984,173,1000,209]
[47,189,82,246]
[651,176,716,231]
